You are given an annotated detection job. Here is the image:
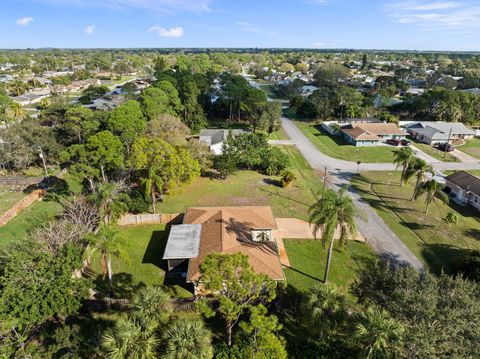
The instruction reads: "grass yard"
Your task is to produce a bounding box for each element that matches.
[292,120,398,163]
[268,126,289,140]
[351,171,480,274]
[158,146,323,220]
[0,191,26,215]
[284,239,374,297]
[408,138,457,162]
[91,224,193,299]
[457,137,480,160]
[0,200,62,248]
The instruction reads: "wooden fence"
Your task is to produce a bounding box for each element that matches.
[117,212,183,226]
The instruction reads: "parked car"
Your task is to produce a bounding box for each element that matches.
[400,139,411,146]
[386,139,401,146]
[435,143,454,152]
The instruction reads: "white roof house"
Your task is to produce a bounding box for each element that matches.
[404,122,476,145]
[199,129,246,155]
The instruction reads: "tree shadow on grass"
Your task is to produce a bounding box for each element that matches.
[284,265,324,284]
[93,272,144,299]
[463,228,480,241]
[420,243,474,275]
[142,229,170,271]
[259,187,311,208]
[402,222,434,231]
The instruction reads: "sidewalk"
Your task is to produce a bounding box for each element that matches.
[451,149,479,163]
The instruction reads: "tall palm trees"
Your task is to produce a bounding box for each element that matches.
[309,188,361,283]
[414,179,448,214]
[90,181,128,225]
[162,320,213,359]
[6,101,26,125]
[393,147,414,187]
[141,166,163,214]
[85,226,129,284]
[352,306,404,359]
[405,157,434,201]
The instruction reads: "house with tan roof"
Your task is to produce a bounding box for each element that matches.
[162,206,284,293]
[340,122,406,146]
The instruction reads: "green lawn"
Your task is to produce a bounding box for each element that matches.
[292,120,398,163]
[158,146,323,220]
[408,138,457,162]
[351,171,480,273]
[0,200,62,248]
[90,224,193,299]
[457,137,480,160]
[284,239,374,297]
[269,126,289,140]
[0,191,26,215]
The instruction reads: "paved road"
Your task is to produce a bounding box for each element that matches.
[245,73,479,271]
[281,115,425,270]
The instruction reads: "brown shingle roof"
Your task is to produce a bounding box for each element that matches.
[446,171,480,197]
[182,206,284,282]
[353,123,405,136]
[341,127,381,141]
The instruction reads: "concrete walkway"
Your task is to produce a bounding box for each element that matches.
[268,139,295,145]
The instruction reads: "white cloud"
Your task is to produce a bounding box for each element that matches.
[84,25,95,34]
[387,1,480,31]
[16,17,34,26]
[33,0,213,13]
[313,41,326,47]
[148,26,184,38]
[392,1,462,10]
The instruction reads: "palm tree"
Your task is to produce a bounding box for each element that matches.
[6,102,26,124]
[304,284,345,337]
[85,225,129,284]
[309,188,361,284]
[281,169,297,188]
[162,320,213,359]
[405,157,434,201]
[414,179,448,214]
[90,181,128,225]
[392,147,414,187]
[352,306,404,359]
[132,286,171,324]
[8,78,27,96]
[141,166,163,214]
[102,315,159,359]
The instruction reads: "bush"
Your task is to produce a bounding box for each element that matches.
[127,189,150,214]
[281,169,297,187]
[261,147,290,176]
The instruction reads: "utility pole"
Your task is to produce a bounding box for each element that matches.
[444,128,453,159]
[36,145,49,179]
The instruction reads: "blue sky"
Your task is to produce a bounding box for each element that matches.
[1,0,480,50]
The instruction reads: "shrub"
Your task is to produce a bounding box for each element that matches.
[261,147,290,176]
[280,169,297,187]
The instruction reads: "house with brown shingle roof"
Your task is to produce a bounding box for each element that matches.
[340,122,406,146]
[162,206,285,293]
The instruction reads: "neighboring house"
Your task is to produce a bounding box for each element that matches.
[300,85,318,96]
[199,129,245,155]
[163,206,285,294]
[340,122,406,147]
[404,122,476,145]
[12,93,49,106]
[445,171,480,212]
